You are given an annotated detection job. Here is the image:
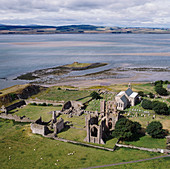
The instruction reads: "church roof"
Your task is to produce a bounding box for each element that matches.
[116,91,125,96]
[125,88,133,96]
[129,92,138,98]
[120,95,128,104]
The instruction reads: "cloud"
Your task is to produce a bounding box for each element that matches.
[0,0,170,27]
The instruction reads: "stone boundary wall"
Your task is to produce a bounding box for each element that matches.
[25,99,64,106]
[52,137,114,152]
[1,100,26,112]
[116,143,170,154]
[0,112,34,123]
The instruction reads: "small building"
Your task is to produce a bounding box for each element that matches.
[30,112,65,137]
[115,83,138,110]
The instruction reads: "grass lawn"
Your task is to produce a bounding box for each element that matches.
[124,135,166,149]
[109,157,170,169]
[87,83,155,94]
[85,93,115,112]
[33,87,91,102]
[10,105,61,121]
[59,114,85,127]
[0,119,167,169]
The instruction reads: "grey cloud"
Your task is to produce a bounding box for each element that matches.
[0,0,170,27]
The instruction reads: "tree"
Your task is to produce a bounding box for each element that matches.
[146,121,166,138]
[112,118,141,141]
[152,101,169,115]
[164,80,169,84]
[141,99,152,110]
[155,86,168,96]
[154,80,163,86]
[90,91,101,99]
[132,121,142,134]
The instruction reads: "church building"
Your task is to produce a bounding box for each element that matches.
[115,83,138,110]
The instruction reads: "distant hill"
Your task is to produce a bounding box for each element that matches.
[0,24,170,34]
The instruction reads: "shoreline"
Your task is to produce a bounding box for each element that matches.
[0,67,169,90]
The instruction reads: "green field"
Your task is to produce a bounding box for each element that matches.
[10,105,61,121]
[86,83,155,93]
[33,87,91,102]
[1,119,168,169]
[106,157,170,169]
[124,135,166,149]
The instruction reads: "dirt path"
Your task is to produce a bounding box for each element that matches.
[82,155,170,169]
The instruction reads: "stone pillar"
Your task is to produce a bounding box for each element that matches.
[86,115,90,142]
[52,111,56,123]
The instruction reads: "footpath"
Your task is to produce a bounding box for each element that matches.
[82,155,170,169]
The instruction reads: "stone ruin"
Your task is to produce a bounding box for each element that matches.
[166,136,170,150]
[84,100,120,144]
[0,100,26,113]
[31,117,51,136]
[0,112,34,123]
[30,111,65,137]
[61,101,84,116]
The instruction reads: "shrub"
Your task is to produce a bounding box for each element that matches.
[138,91,145,97]
[30,103,37,106]
[146,121,166,138]
[47,104,53,106]
[141,99,152,110]
[42,103,47,106]
[148,92,154,98]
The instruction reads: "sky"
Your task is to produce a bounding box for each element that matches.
[0,0,170,27]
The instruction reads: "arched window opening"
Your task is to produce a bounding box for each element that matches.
[91,127,98,137]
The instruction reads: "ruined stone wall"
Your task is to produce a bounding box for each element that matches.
[116,143,170,154]
[84,115,105,144]
[1,100,26,112]
[30,123,49,136]
[25,99,64,106]
[0,112,34,123]
[54,118,64,133]
[100,100,106,113]
[166,136,170,150]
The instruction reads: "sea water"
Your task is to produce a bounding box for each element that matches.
[0,34,170,89]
